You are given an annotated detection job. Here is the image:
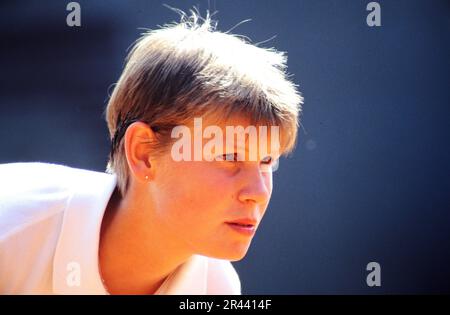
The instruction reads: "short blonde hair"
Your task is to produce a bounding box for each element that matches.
[104,10,303,197]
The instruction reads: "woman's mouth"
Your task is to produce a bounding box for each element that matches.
[226,222,256,236]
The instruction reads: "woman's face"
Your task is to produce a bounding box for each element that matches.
[147,115,280,261]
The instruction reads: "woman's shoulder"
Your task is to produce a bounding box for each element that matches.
[0,162,78,192]
[0,163,74,239]
[0,162,113,240]
[206,257,242,295]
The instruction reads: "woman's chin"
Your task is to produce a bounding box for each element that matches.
[208,244,251,261]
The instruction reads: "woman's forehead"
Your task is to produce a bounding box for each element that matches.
[201,111,277,128]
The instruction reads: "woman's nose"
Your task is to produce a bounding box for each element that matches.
[237,169,271,205]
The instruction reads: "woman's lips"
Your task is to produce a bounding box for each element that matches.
[226,222,256,236]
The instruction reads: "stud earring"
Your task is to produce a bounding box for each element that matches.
[145,175,149,180]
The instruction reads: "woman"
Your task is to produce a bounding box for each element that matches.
[0,11,302,294]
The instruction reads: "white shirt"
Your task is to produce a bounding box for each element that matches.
[0,162,241,295]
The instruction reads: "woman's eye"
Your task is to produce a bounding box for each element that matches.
[217,153,239,162]
[261,156,273,164]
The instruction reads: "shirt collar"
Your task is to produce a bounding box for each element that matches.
[53,169,116,294]
[155,254,208,295]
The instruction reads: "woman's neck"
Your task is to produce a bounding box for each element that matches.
[98,185,192,294]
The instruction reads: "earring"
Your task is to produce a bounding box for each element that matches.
[145,175,149,180]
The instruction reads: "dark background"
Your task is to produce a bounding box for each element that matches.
[1,0,449,294]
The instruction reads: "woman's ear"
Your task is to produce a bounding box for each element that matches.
[123,121,157,183]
